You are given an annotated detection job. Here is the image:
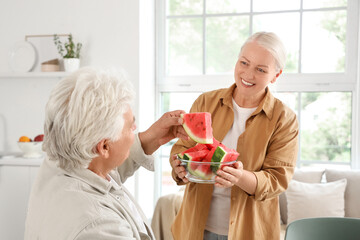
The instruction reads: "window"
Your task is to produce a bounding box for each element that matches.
[156,0,359,196]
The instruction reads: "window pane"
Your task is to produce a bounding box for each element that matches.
[300,92,351,163]
[167,18,203,75]
[166,0,203,15]
[302,10,346,73]
[206,16,249,74]
[206,0,250,14]
[303,0,347,9]
[273,92,298,114]
[253,0,300,12]
[160,92,202,196]
[253,13,300,73]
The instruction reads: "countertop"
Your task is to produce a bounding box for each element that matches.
[0,152,44,166]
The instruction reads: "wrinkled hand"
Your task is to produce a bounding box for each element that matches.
[214,161,244,188]
[139,110,189,155]
[170,154,189,183]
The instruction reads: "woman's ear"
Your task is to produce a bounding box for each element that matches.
[276,69,283,78]
[271,69,283,84]
[96,139,110,158]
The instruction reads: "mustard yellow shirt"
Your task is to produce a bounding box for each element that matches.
[170,84,299,240]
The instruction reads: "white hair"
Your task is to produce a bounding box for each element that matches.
[43,67,135,171]
[240,32,287,71]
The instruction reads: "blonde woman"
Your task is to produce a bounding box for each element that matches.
[170,32,299,240]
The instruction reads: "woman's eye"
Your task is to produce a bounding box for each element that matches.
[240,61,248,65]
[257,68,266,73]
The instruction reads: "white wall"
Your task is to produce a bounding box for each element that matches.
[0,0,154,151]
[0,0,156,217]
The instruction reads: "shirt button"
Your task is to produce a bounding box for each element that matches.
[116,196,120,200]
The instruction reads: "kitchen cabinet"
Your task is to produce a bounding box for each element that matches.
[0,157,42,240]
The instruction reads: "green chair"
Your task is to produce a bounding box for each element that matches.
[284,217,360,240]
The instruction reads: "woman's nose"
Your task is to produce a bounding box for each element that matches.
[243,68,255,80]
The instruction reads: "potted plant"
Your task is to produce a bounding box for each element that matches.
[54,34,82,72]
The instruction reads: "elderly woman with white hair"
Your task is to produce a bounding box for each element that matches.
[24,67,188,240]
[170,32,299,240]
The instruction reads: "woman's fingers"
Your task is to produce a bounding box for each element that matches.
[214,174,234,188]
[215,162,244,188]
[171,156,189,183]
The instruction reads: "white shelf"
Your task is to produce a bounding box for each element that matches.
[0,72,69,79]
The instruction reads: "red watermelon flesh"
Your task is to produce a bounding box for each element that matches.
[184,149,210,177]
[205,137,220,150]
[216,152,239,172]
[178,143,208,158]
[181,112,213,144]
[203,147,216,162]
[193,164,213,179]
[183,149,209,161]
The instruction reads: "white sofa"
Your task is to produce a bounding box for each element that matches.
[152,169,360,240]
[279,168,360,239]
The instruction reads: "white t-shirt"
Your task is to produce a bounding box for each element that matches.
[205,98,257,235]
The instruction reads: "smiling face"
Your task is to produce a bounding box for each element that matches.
[234,41,280,107]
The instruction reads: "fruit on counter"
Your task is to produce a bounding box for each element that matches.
[19,136,32,142]
[181,112,213,144]
[34,134,44,142]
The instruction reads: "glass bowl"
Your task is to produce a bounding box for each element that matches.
[179,157,236,184]
[17,142,44,158]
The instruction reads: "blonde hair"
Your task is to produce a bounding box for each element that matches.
[43,67,135,171]
[240,32,287,71]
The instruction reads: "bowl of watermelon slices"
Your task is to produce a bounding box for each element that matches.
[177,138,239,184]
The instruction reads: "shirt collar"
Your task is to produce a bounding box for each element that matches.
[50,158,117,194]
[219,84,275,120]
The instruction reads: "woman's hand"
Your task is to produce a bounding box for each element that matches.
[139,110,189,155]
[170,154,189,183]
[215,161,244,188]
[215,161,257,195]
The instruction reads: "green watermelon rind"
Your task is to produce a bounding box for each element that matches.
[181,114,213,144]
[210,146,227,173]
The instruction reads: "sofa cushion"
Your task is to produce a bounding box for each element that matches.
[286,179,347,225]
[325,169,360,218]
[279,169,324,224]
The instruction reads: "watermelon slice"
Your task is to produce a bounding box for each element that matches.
[210,146,239,173]
[203,147,216,162]
[183,149,209,174]
[177,135,239,182]
[177,143,208,159]
[193,164,213,180]
[205,137,220,150]
[183,149,209,161]
[181,112,213,144]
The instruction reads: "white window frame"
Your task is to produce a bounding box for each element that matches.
[154,0,360,198]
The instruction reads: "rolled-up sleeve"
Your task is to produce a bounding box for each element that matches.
[117,133,155,183]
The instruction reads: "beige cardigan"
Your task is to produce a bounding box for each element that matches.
[25,134,155,240]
